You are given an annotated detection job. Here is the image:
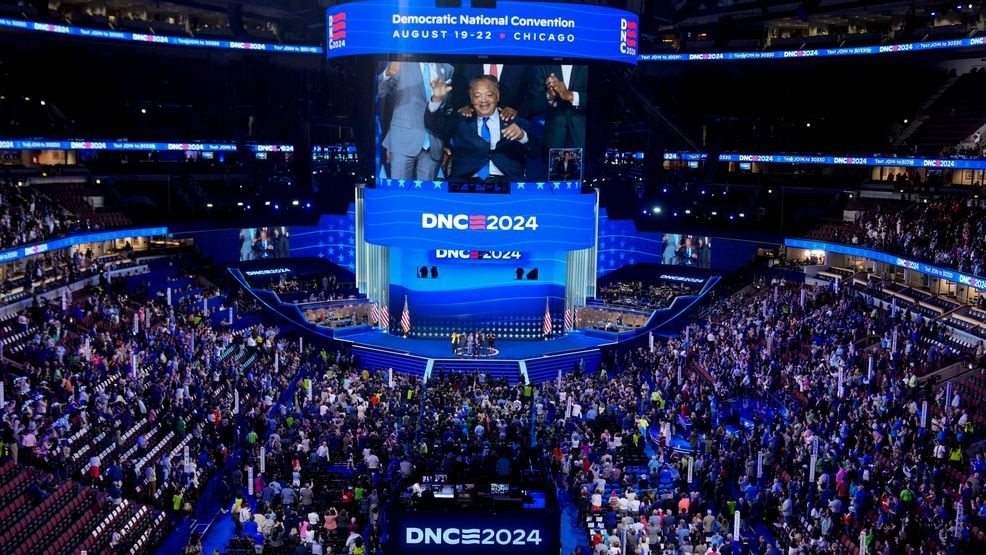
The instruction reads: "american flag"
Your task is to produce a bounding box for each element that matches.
[542,298,552,338]
[564,307,573,332]
[380,305,390,330]
[400,295,411,336]
[370,303,380,326]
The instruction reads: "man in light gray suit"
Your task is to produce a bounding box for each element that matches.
[378,60,454,181]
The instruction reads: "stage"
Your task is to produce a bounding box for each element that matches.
[338,329,612,359]
[334,329,616,384]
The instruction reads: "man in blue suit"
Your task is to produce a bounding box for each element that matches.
[425,75,536,182]
[378,60,454,180]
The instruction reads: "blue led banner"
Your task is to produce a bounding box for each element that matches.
[392,510,559,555]
[785,238,986,291]
[363,184,596,251]
[428,249,526,264]
[0,227,168,264]
[659,151,986,170]
[0,139,294,153]
[718,153,986,169]
[0,17,321,54]
[325,0,638,63]
[641,36,986,62]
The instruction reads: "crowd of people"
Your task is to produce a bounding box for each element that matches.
[0,259,320,546]
[2,237,984,555]
[828,198,986,277]
[598,279,982,554]
[0,179,85,250]
[453,276,982,555]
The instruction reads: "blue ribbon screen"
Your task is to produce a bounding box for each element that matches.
[363,186,595,251]
[325,0,638,64]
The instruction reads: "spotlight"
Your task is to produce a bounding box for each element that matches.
[292,200,300,206]
[264,201,271,206]
[652,207,662,214]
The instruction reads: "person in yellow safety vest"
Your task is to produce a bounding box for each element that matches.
[651,390,665,410]
[949,446,963,466]
[638,416,649,438]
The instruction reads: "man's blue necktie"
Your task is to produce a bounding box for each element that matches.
[477,117,491,178]
[422,63,433,151]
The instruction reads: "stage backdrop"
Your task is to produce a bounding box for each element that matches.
[389,246,565,339]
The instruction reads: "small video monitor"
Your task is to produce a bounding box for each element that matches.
[490,483,509,495]
[433,485,455,499]
[434,474,448,484]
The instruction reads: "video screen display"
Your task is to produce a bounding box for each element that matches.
[362,186,596,251]
[238,227,291,261]
[374,59,587,183]
[660,234,712,268]
[548,148,582,181]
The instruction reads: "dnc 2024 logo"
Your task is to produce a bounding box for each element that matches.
[328,12,346,50]
[619,18,637,56]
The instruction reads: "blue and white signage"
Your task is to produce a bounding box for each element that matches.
[785,238,986,291]
[0,139,295,153]
[363,184,596,251]
[0,17,321,54]
[0,227,168,264]
[657,151,986,170]
[393,510,558,555]
[325,0,639,63]
[641,36,986,62]
[719,153,986,170]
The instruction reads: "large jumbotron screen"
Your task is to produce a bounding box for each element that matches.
[328,0,640,340]
[373,58,588,183]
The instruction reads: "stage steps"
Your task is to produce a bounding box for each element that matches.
[430,358,522,384]
[519,361,529,385]
[352,345,429,377]
[525,349,602,383]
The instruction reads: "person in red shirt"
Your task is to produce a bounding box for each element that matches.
[591,530,603,548]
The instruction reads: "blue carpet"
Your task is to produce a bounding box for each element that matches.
[338,329,612,359]
[558,488,591,555]
[156,452,242,555]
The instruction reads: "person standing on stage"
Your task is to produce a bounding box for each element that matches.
[487,331,495,357]
[477,330,486,356]
[466,332,474,357]
[451,331,459,355]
